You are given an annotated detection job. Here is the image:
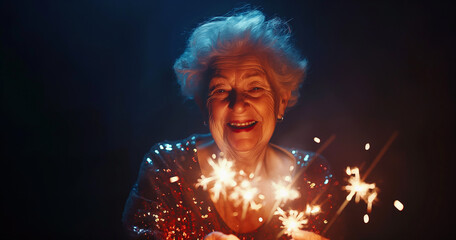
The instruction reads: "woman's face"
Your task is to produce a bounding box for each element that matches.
[206,56,288,154]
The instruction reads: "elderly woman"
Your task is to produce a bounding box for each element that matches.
[123,9,333,240]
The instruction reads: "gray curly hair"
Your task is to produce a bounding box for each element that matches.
[173,9,307,107]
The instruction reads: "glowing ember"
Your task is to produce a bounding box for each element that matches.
[345,167,378,213]
[365,143,370,150]
[313,137,321,143]
[169,176,179,183]
[394,200,404,211]
[275,207,308,237]
[305,204,321,215]
[363,214,369,223]
[196,154,236,201]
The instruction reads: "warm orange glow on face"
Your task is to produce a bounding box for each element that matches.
[207,56,284,155]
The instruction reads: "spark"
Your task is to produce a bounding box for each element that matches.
[313,137,321,143]
[275,207,308,237]
[394,200,404,211]
[229,179,262,219]
[273,181,300,202]
[284,175,292,182]
[363,214,369,223]
[169,176,179,183]
[365,143,370,150]
[196,154,237,201]
[345,167,378,211]
[305,204,321,215]
[367,191,377,213]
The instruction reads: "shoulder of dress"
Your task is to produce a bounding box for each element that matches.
[287,148,333,186]
[283,148,327,168]
[140,134,203,171]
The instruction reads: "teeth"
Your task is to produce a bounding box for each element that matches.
[229,121,256,127]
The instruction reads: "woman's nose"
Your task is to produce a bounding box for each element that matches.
[228,91,247,113]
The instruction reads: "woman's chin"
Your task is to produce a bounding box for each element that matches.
[226,137,259,153]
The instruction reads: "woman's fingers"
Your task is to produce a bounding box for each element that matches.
[292,230,329,240]
[204,231,240,240]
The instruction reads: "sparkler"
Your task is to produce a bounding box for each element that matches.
[322,131,399,235]
[275,207,308,237]
[196,154,237,201]
[195,153,265,219]
[321,167,378,233]
[229,179,263,219]
[344,167,377,211]
[266,135,336,238]
[272,180,300,202]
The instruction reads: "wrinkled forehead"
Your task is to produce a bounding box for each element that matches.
[210,55,266,75]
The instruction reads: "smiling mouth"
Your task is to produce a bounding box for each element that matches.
[227,120,257,130]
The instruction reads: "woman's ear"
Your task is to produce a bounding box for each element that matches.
[278,90,291,118]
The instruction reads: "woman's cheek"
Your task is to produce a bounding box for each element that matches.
[252,94,276,120]
[208,100,228,132]
[208,100,225,119]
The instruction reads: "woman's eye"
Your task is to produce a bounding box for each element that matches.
[210,89,228,96]
[249,87,263,92]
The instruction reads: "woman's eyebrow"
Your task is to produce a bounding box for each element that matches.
[246,80,269,88]
[242,71,265,79]
[209,82,228,92]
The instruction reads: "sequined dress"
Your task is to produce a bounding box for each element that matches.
[122,134,335,239]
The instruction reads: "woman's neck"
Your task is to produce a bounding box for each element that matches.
[224,145,268,176]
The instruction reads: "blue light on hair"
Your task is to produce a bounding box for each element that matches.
[174,9,306,107]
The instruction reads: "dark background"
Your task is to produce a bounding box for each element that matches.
[1,0,454,239]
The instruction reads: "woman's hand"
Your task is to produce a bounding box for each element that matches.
[204,232,240,240]
[291,230,329,240]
